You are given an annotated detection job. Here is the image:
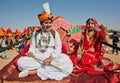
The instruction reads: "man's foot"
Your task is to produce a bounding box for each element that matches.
[19,70,29,78]
[41,77,47,80]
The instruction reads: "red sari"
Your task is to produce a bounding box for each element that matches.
[78,18,114,74]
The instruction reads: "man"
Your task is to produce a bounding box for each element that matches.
[0,27,9,59]
[112,31,119,55]
[17,11,73,80]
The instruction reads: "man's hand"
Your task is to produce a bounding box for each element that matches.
[25,52,35,58]
[43,56,53,66]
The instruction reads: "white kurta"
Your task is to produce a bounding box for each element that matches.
[17,30,73,80]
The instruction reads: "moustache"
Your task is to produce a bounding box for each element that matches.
[46,26,51,28]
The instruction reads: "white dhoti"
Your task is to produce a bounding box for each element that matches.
[17,53,73,80]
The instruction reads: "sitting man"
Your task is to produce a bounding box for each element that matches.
[17,11,73,80]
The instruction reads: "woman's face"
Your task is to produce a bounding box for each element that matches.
[86,20,95,31]
[42,20,52,32]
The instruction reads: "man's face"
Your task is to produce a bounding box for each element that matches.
[86,20,95,31]
[42,20,52,32]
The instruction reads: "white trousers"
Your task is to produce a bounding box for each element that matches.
[17,53,73,80]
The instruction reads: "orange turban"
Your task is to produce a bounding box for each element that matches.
[23,28,28,36]
[0,27,4,37]
[38,11,53,21]
[7,28,13,37]
[15,28,22,37]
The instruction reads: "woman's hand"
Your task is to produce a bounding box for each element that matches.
[100,24,108,35]
[25,52,35,58]
[100,24,109,42]
[43,56,53,66]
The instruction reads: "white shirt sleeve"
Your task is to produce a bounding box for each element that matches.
[51,31,62,58]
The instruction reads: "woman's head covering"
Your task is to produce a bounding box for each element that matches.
[85,18,101,34]
[83,18,104,51]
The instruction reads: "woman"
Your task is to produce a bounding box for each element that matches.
[78,18,111,72]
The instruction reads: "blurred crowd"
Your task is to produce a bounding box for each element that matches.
[0,26,40,58]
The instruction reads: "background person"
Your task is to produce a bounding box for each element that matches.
[112,31,119,55]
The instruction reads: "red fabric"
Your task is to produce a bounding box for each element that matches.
[83,18,104,55]
[62,43,67,54]
[81,18,104,60]
[83,31,104,54]
[6,28,12,33]
[0,45,120,82]
[68,32,82,42]
[69,55,78,66]
[56,27,69,43]
[67,39,79,67]
[62,40,79,66]
[23,28,28,36]
[69,73,120,83]
[94,31,105,57]
[100,57,114,70]
[117,64,120,69]
[78,18,115,74]
[80,51,99,67]
[20,44,30,55]
[52,16,71,32]
[12,45,30,66]
[15,28,22,37]
[1,56,120,83]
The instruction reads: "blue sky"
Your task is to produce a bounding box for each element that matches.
[0,0,120,32]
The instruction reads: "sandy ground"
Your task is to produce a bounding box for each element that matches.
[0,48,18,70]
[103,39,120,64]
[0,40,120,70]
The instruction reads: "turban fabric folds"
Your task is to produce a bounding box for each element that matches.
[7,28,13,37]
[0,27,5,37]
[38,11,53,22]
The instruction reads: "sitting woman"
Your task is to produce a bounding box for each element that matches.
[62,39,81,74]
[67,39,79,66]
[78,18,113,73]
